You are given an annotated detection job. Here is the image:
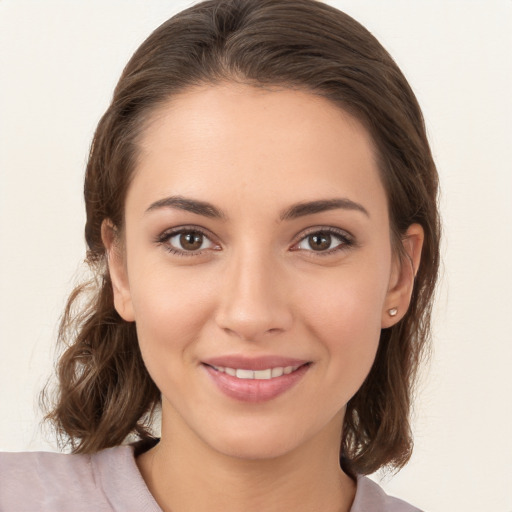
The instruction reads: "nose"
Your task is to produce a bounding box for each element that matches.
[215,248,293,342]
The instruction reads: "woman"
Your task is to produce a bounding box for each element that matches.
[0,1,439,510]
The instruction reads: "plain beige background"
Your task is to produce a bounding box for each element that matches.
[1,1,511,511]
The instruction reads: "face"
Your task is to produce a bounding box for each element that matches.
[106,83,419,461]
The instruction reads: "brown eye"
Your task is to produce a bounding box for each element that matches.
[166,230,216,253]
[294,229,352,254]
[180,232,204,251]
[307,232,332,251]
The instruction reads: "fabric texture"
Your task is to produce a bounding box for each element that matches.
[0,445,422,511]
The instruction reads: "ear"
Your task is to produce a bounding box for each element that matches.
[101,219,135,322]
[381,223,424,328]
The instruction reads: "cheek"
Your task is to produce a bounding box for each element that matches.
[301,259,388,334]
[127,266,218,406]
[127,263,216,357]
[297,260,389,385]
[310,285,382,365]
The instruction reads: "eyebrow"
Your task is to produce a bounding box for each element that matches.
[279,198,369,220]
[145,195,226,219]
[145,195,369,220]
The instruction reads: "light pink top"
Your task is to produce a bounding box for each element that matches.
[0,445,421,511]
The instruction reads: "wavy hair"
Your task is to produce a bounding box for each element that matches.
[42,0,440,476]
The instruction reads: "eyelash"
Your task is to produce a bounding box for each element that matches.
[155,226,355,257]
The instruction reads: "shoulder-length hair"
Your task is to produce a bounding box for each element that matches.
[43,0,440,476]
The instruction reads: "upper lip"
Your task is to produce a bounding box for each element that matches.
[202,355,310,371]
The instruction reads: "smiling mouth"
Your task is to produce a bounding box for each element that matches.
[202,355,311,402]
[207,364,306,380]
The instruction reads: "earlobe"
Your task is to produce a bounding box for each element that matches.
[101,219,135,322]
[381,223,424,328]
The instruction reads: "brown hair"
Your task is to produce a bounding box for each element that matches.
[42,0,440,475]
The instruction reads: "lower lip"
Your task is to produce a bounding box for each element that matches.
[203,364,310,403]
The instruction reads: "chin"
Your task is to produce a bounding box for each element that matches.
[198,416,326,462]
[212,434,299,461]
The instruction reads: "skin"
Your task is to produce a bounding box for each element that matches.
[103,83,423,512]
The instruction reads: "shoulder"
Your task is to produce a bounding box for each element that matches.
[0,449,106,511]
[0,445,161,512]
[351,476,423,512]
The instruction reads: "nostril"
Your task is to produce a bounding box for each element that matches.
[214,279,294,340]
[219,324,285,342]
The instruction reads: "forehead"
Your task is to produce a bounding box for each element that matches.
[129,83,387,218]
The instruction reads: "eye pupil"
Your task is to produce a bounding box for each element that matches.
[180,232,203,250]
[309,233,331,251]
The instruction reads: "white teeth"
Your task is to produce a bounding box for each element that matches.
[211,364,301,379]
[236,369,254,379]
[253,369,272,380]
[271,367,284,378]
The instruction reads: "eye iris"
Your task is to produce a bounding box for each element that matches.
[309,233,331,251]
[180,232,203,250]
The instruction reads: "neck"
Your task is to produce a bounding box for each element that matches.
[137,410,355,512]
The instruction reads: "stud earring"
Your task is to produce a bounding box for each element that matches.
[388,307,398,317]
